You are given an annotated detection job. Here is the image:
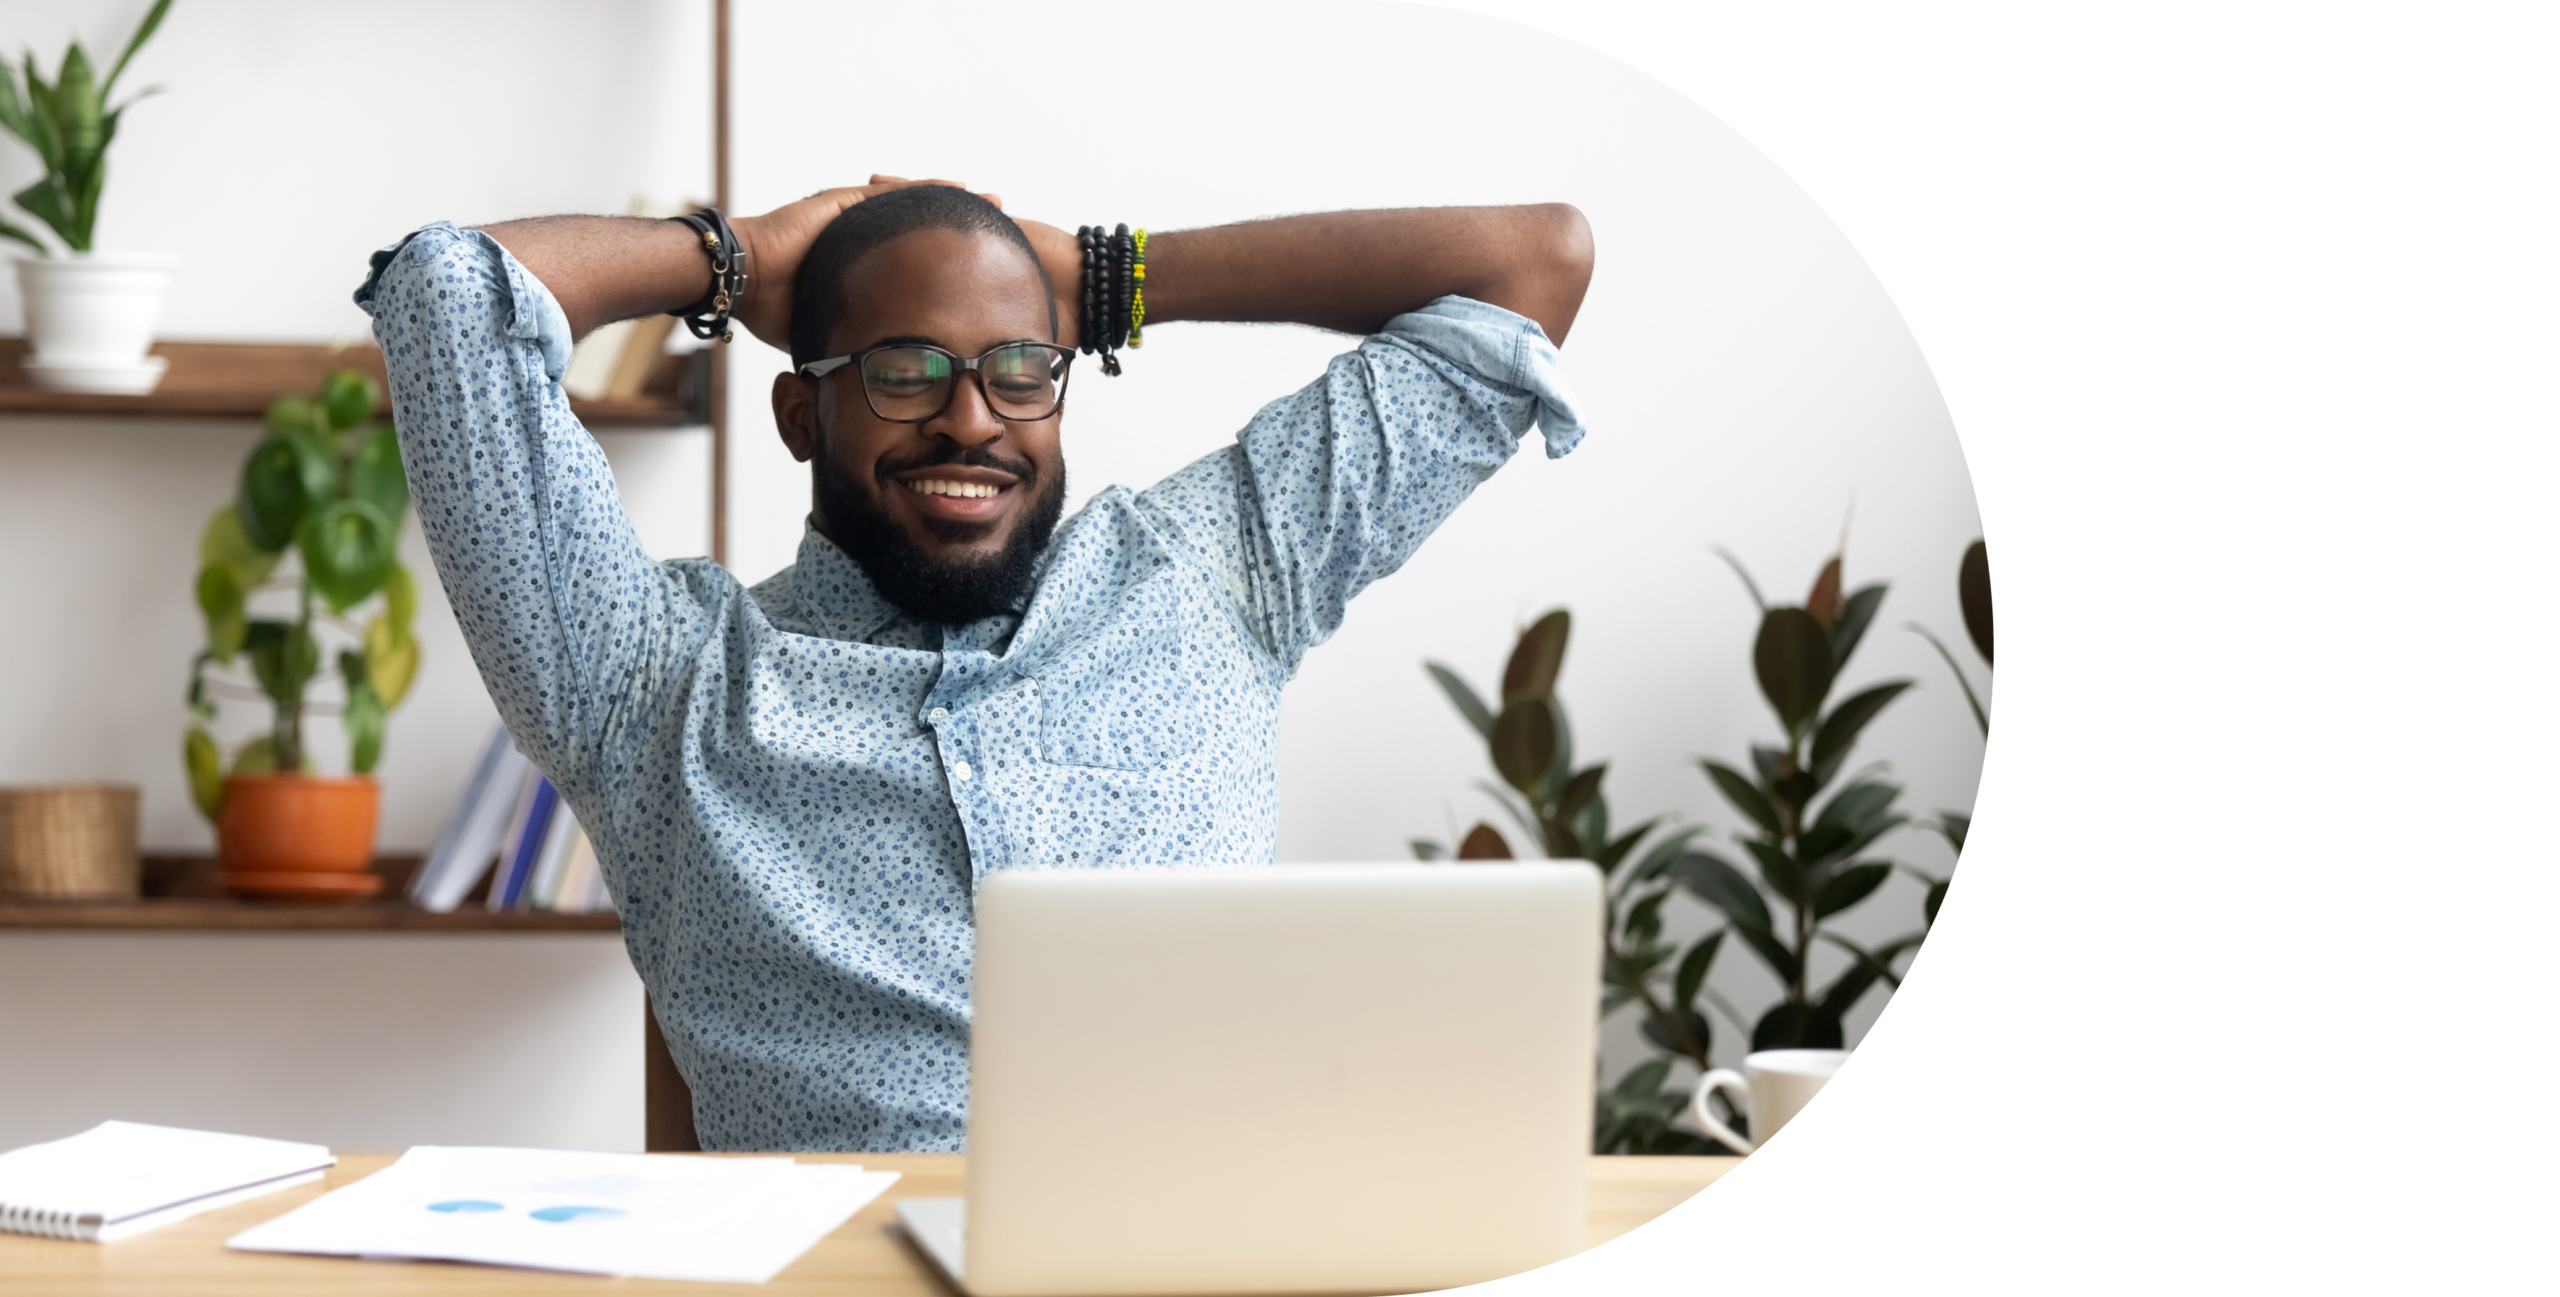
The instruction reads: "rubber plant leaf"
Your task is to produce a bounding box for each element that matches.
[1500,609,1570,703]
[1822,931,1935,1048]
[1665,849,1775,937]
[1751,1000,1845,1052]
[346,425,409,525]
[237,435,335,551]
[363,614,419,710]
[1753,606,1835,733]
[1554,764,1606,827]
[1700,759,1782,837]
[1672,929,1725,1011]
[199,505,281,581]
[1832,583,1887,667]
[1590,816,1663,876]
[1959,539,1992,665]
[1805,555,1843,630]
[183,725,223,821]
[1423,662,1495,740]
[1639,1009,1711,1061]
[1622,826,1703,886]
[322,370,381,430]
[297,499,398,612]
[1489,696,1558,795]
[1811,860,1892,920]
[194,564,246,659]
[1455,822,1512,860]
[1808,679,1914,785]
[1743,837,1805,900]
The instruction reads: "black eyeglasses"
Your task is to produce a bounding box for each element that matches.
[798,341,1074,423]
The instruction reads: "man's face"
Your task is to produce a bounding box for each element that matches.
[773,227,1066,624]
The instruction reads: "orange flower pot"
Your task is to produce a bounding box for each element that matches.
[216,773,380,875]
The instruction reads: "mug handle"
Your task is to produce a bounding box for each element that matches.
[1690,1068,1755,1154]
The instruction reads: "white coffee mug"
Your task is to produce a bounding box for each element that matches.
[1689,1048,1848,1154]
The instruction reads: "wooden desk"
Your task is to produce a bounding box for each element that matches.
[5,1156,2560,1297]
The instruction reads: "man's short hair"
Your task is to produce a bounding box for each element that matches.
[788,186,1056,367]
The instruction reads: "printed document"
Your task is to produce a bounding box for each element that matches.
[226,1146,898,1283]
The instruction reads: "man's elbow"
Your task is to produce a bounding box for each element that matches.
[1521,203,1594,346]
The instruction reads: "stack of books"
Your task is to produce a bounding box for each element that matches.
[407,725,613,915]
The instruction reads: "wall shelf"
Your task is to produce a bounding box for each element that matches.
[0,855,620,933]
[0,339,706,428]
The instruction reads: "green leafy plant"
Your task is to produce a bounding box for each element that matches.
[1903,537,1992,924]
[0,0,175,255]
[184,370,419,819]
[1665,547,1927,1051]
[1417,549,1963,1152]
[1412,611,1727,1154]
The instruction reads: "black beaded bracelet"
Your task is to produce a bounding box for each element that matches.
[1077,223,1133,377]
[668,208,747,343]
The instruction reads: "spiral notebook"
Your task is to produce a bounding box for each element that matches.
[0,1121,335,1243]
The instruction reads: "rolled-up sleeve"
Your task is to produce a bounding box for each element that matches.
[355,222,711,793]
[1139,294,1586,674]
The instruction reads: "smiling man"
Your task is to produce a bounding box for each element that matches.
[357,178,1592,1151]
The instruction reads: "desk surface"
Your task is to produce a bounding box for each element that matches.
[15,1156,2560,1297]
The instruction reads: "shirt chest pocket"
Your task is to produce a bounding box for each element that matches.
[1032,582,1204,770]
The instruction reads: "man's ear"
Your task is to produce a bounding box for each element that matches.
[772,371,817,464]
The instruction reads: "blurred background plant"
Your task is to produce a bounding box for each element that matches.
[0,0,173,255]
[1411,610,1732,1154]
[1413,542,1956,1153]
[184,370,419,819]
[1902,537,1992,925]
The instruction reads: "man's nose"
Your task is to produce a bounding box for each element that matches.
[925,373,1006,448]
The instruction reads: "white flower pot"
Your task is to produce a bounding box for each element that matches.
[15,252,178,394]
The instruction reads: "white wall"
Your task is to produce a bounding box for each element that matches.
[0,0,1982,1151]
[0,933,641,1154]
[0,0,714,1153]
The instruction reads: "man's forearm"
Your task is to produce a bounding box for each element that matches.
[1140,205,1594,345]
[475,215,710,341]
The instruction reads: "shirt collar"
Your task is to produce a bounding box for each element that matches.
[792,520,923,646]
[790,519,1023,652]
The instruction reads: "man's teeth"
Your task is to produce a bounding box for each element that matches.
[904,479,1000,499]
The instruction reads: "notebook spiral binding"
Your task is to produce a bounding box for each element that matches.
[0,1200,96,1241]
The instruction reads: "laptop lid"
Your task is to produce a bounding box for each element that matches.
[960,862,1601,1296]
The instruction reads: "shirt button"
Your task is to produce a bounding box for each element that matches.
[952,761,973,781]
[928,707,948,722]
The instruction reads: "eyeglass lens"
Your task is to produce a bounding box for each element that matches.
[860,345,1065,421]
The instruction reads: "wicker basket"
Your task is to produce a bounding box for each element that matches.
[0,784,141,898]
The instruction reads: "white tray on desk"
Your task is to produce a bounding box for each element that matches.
[1751,1048,2560,1161]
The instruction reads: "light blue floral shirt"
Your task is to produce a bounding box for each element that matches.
[357,221,1585,1151]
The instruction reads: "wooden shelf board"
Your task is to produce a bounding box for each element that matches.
[0,338,702,428]
[0,854,619,932]
[0,899,621,932]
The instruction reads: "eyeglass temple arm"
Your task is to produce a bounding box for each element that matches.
[799,356,854,379]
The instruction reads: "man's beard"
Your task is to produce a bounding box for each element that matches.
[811,425,1066,626]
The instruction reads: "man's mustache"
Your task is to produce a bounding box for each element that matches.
[873,442,1038,487]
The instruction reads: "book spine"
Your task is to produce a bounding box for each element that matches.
[494,778,559,911]
[411,723,511,905]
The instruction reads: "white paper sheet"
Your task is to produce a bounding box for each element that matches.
[225,1146,899,1284]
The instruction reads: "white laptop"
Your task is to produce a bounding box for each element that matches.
[897,861,1601,1296]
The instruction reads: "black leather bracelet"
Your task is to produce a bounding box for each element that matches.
[667,208,747,343]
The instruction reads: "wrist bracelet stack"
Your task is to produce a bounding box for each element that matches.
[668,208,747,343]
[1075,223,1145,376]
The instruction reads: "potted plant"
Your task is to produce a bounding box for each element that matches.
[183,369,420,900]
[0,0,178,394]
[1415,546,1945,1153]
